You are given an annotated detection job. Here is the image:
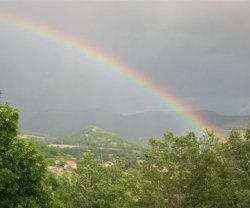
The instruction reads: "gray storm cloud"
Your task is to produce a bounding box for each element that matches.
[0,1,250,123]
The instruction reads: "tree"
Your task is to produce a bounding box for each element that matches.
[0,102,57,207]
[224,129,250,207]
[72,153,141,208]
[140,131,241,208]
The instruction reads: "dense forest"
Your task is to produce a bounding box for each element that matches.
[1,99,250,207]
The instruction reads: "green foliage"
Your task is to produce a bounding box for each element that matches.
[46,173,74,208]
[72,153,141,208]
[139,130,250,208]
[0,103,58,207]
[224,129,250,207]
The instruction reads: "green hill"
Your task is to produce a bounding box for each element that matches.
[20,126,144,164]
[52,126,143,161]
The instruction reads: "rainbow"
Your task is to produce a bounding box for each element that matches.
[0,11,224,140]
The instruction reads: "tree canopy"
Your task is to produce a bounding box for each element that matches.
[0,103,57,207]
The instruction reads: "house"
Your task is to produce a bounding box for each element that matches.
[64,160,77,171]
[47,166,63,174]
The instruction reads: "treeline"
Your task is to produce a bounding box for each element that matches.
[1,102,250,207]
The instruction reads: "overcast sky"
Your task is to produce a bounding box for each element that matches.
[0,1,250,121]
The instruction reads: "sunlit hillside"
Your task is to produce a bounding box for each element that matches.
[21,126,143,165]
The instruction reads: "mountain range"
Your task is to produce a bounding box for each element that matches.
[21,109,249,141]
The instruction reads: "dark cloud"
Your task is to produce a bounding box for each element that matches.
[0,1,250,120]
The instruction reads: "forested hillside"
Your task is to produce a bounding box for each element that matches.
[21,126,143,166]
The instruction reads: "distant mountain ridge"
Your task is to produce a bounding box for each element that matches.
[21,109,249,141]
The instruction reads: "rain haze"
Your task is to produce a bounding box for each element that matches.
[0,1,250,137]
